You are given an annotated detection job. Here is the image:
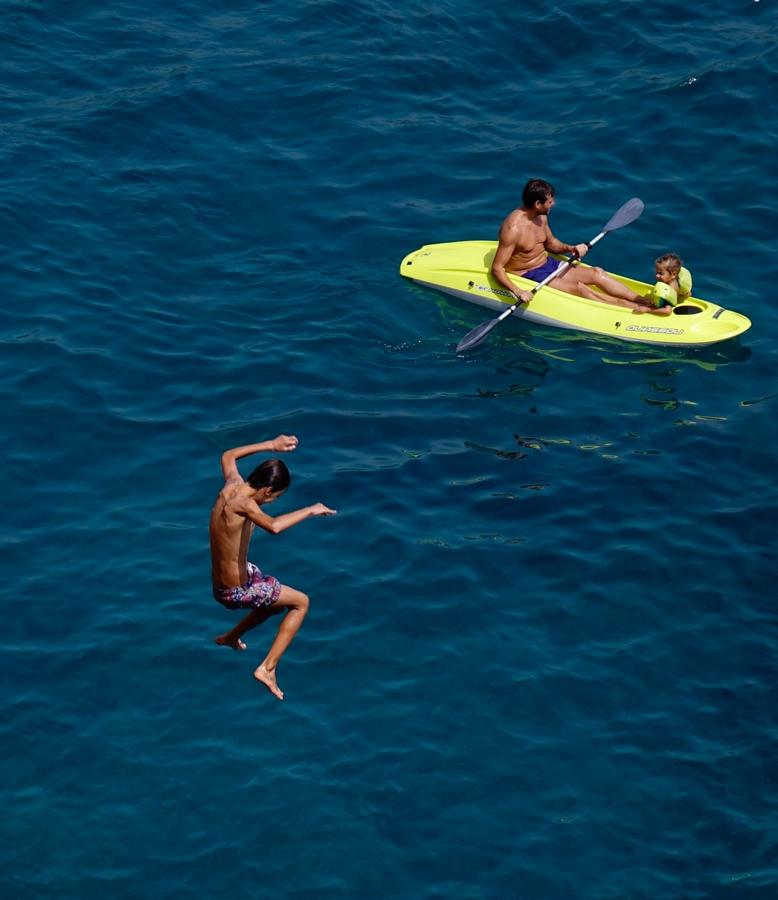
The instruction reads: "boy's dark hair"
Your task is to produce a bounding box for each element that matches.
[247,458,291,492]
[522,178,555,208]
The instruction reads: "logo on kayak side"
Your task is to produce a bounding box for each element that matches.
[624,325,684,335]
[471,283,513,299]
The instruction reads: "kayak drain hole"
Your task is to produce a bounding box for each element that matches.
[674,305,702,316]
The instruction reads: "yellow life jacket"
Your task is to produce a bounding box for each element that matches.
[649,282,678,308]
[677,266,693,298]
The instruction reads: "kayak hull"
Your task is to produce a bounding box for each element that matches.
[400,241,751,347]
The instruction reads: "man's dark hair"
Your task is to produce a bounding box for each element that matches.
[522,178,555,208]
[247,458,291,492]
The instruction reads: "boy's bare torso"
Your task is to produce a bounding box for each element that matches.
[210,482,255,588]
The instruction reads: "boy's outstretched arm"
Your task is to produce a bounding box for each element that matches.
[220,434,298,481]
[245,502,337,535]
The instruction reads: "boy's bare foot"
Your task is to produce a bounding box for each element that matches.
[215,634,247,651]
[254,663,284,700]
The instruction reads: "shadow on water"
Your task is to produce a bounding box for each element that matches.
[464,431,626,468]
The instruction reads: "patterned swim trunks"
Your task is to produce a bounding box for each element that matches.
[213,563,282,610]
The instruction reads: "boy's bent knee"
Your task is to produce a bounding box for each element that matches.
[276,585,310,612]
[294,590,310,613]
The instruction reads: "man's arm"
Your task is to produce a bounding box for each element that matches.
[544,223,588,259]
[242,500,336,534]
[220,434,299,482]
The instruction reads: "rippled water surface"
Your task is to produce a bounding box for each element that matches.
[2,1,777,897]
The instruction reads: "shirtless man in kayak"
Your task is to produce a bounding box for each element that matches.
[491,178,643,308]
[210,434,336,700]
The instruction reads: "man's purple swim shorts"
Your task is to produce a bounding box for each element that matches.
[521,257,562,282]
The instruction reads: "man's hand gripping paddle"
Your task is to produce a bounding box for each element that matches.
[455,198,645,354]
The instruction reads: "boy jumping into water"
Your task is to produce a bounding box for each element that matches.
[210,434,336,700]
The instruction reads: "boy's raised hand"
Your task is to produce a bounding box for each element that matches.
[272,434,299,453]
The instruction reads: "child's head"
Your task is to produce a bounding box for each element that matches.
[655,253,682,285]
[247,458,291,502]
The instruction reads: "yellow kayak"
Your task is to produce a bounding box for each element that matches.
[400,241,751,347]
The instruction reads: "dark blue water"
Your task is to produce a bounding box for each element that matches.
[2,2,777,897]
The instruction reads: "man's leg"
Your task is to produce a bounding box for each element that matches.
[254,585,310,700]
[555,266,643,306]
[576,282,643,308]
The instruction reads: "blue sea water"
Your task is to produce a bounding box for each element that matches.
[2,0,777,897]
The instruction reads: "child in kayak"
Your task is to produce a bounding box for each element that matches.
[633,253,693,316]
[578,252,693,315]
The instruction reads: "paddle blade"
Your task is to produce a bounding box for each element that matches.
[456,317,499,353]
[604,197,644,232]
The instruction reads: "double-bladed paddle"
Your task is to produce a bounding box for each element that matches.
[455,198,645,353]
